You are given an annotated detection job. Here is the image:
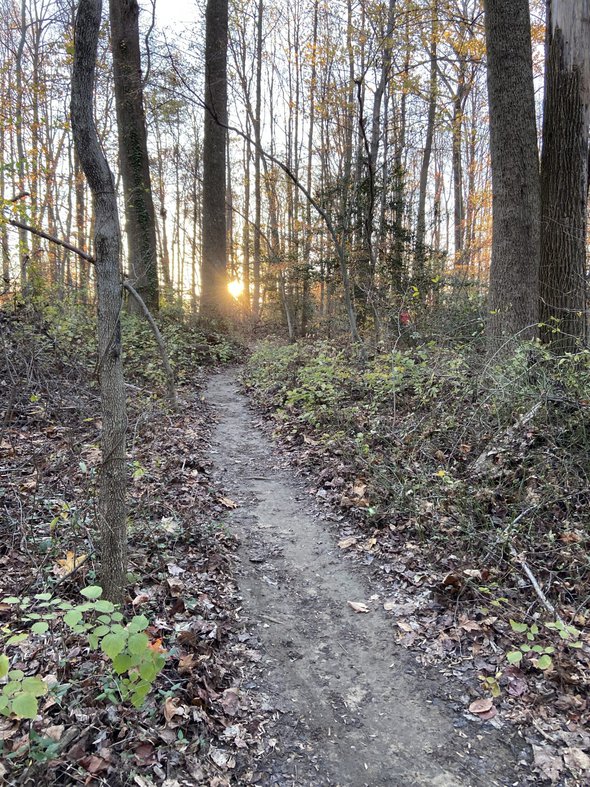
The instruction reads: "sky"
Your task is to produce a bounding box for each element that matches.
[152,0,199,29]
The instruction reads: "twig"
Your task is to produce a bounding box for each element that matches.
[508,545,563,623]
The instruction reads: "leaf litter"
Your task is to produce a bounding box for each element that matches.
[0,310,274,785]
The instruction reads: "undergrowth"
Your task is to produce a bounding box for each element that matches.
[244,339,590,614]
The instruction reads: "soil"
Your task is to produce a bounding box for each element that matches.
[207,369,529,787]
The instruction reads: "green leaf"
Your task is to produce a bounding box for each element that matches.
[0,655,8,678]
[21,677,48,697]
[128,633,149,655]
[112,653,134,675]
[535,654,553,670]
[569,641,583,649]
[101,633,126,660]
[506,651,523,665]
[12,693,38,719]
[2,597,21,605]
[63,610,83,627]
[8,669,24,681]
[111,612,124,622]
[510,620,528,634]
[6,634,28,646]
[92,625,110,637]
[80,586,103,600]
[139,660,157,682]
[520,643,531,653]
[31,621,49,635]
[128,615,149,634]
[130,682,151,708]
[94,600,115,614]
[33,593,52,601]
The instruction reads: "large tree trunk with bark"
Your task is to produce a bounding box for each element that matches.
[539,1,590,352]
[484,0,540,351]
[71,0,127,603]
[109,0,159,313]
[201,0,229,317]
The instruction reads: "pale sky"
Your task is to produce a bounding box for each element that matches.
[152,0,199,29]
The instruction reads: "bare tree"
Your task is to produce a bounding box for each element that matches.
[71,0,127,603]
[201,0,229,317]
[109,0,159,313]
[483,0,540,351]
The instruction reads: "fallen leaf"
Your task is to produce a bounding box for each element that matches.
[147,638,166,654]
[209,747,236,769]
[476,705,497,721]
[460,620,482,632]
[167,563,185,577]
[163,697,187,728]
[463,569,482,579]
[533,744,564,783]
[506,675,528,697]
[134,742,155,763]
[352,481,367,498]
[442,572,462,587]
[468,698,493,715]
[348,601,369,613]
[132,593,151,607]
[178,654,196,674]
[167,577,184,596]
[80,754,110,774]
[44,725,64,742]
[54,551,87,577]
[563,747,590,774]
[220,688,240,717]
[338,536,357,549]
[218,496,238,509]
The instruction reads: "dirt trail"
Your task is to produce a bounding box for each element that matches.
[207,370,526,787]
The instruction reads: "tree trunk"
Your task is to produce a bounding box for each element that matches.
[484,0,540,351]
[252,0,263,319]
[201,0,229,317]
[71,0,127,603]
[539,1,590,352]
[109,0,159,313]
[15,0,29,287]
[415,0,437,281]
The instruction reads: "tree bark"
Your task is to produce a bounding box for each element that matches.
[71,0,128,603]
[252,0,263,319]
[484,0,540,351]
[109,0,159,313]
[415,0,437,281]
[540,1,590,352]
[201,0,229,318]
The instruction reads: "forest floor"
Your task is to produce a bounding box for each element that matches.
[2,307,589,786]
[207,369,526,786]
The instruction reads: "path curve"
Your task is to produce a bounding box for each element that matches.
[207,369,525,787]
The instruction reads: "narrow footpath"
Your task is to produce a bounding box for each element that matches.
[207,370,527,787]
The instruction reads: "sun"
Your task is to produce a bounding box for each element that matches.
[228,279,244,299]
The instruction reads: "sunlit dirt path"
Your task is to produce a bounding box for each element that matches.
[207,369,526,787]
